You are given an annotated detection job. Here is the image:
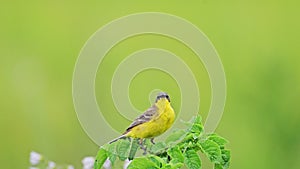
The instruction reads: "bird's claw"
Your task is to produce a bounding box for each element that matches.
[150,138,155,144]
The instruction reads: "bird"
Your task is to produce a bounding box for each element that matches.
[109,92,176,145]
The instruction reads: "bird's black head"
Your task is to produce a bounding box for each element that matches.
[155,92,170,102]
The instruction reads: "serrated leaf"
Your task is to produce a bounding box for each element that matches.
[116,139,130,161]
[127,157,158,169]
[200,139,222,163]
[184,149,202,169]
[165,130,186,144]
[195,142,204,152]
[163,164,173,169]
[148,155,165,168]
[207,134,228,146]
[167,146,184,163]
[171,162,184,169]
[106,142,117,165]
[189,116,203,135]
[164,162,183,169]
[220,149,230,168]
[150,142,166,154]
[183,133,194,142]
[194,115,202,123]
[128,139,139,160]
[94,148,108,169]
[212,149,230,169]
[214,163,223,169]
[190,123,203,134]
[144,138,157,147]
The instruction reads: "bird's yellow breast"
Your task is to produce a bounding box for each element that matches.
[127,102,175,138]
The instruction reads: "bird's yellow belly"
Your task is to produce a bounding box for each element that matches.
[128,107,175,138]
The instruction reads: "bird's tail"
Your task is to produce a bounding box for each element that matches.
[109,135,127,144]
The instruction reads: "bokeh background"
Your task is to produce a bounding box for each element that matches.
[1,0,300,168]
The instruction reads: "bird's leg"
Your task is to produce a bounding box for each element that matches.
[138,139,148,155]
[150,138,155,144]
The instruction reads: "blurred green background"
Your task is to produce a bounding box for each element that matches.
[1,0,300,168]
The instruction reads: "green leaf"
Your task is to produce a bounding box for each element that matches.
[116,139,131,161]
[94,148,108,169]
[195,142,204,152]
[165,130,186,144]
[182,133,194,142]
[212,149,231,169]
[220,149,230,168]
[200,139,222,163]
[183,149,202,169]
[148,155,165,168]
[193,115,202,123]
[150,142,166,154]
[144,138,153,147]
[170,163,184,169]
[163,164,173,169]
[106,142,117,165]
[167,146,184,163]
[214,163,223,169]
[128,139,139,160]
[207,134,228,146]
[189,116,203,136]
[164,163,183,169]
[127,157,158,169]
[190,123,203,135]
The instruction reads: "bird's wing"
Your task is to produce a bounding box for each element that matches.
[124,105,158,133]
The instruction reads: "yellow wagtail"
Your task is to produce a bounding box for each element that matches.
[109,92,175,144]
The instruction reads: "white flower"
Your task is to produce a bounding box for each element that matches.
[82,156,95,169]
[46,161,56,169]
[67,165,75,169]
[30,151,42,165]
[29,167,39,169]
[103,159,111,169]
[123,159,131,169]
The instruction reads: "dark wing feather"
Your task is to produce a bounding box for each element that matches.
[124,105,158,133]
